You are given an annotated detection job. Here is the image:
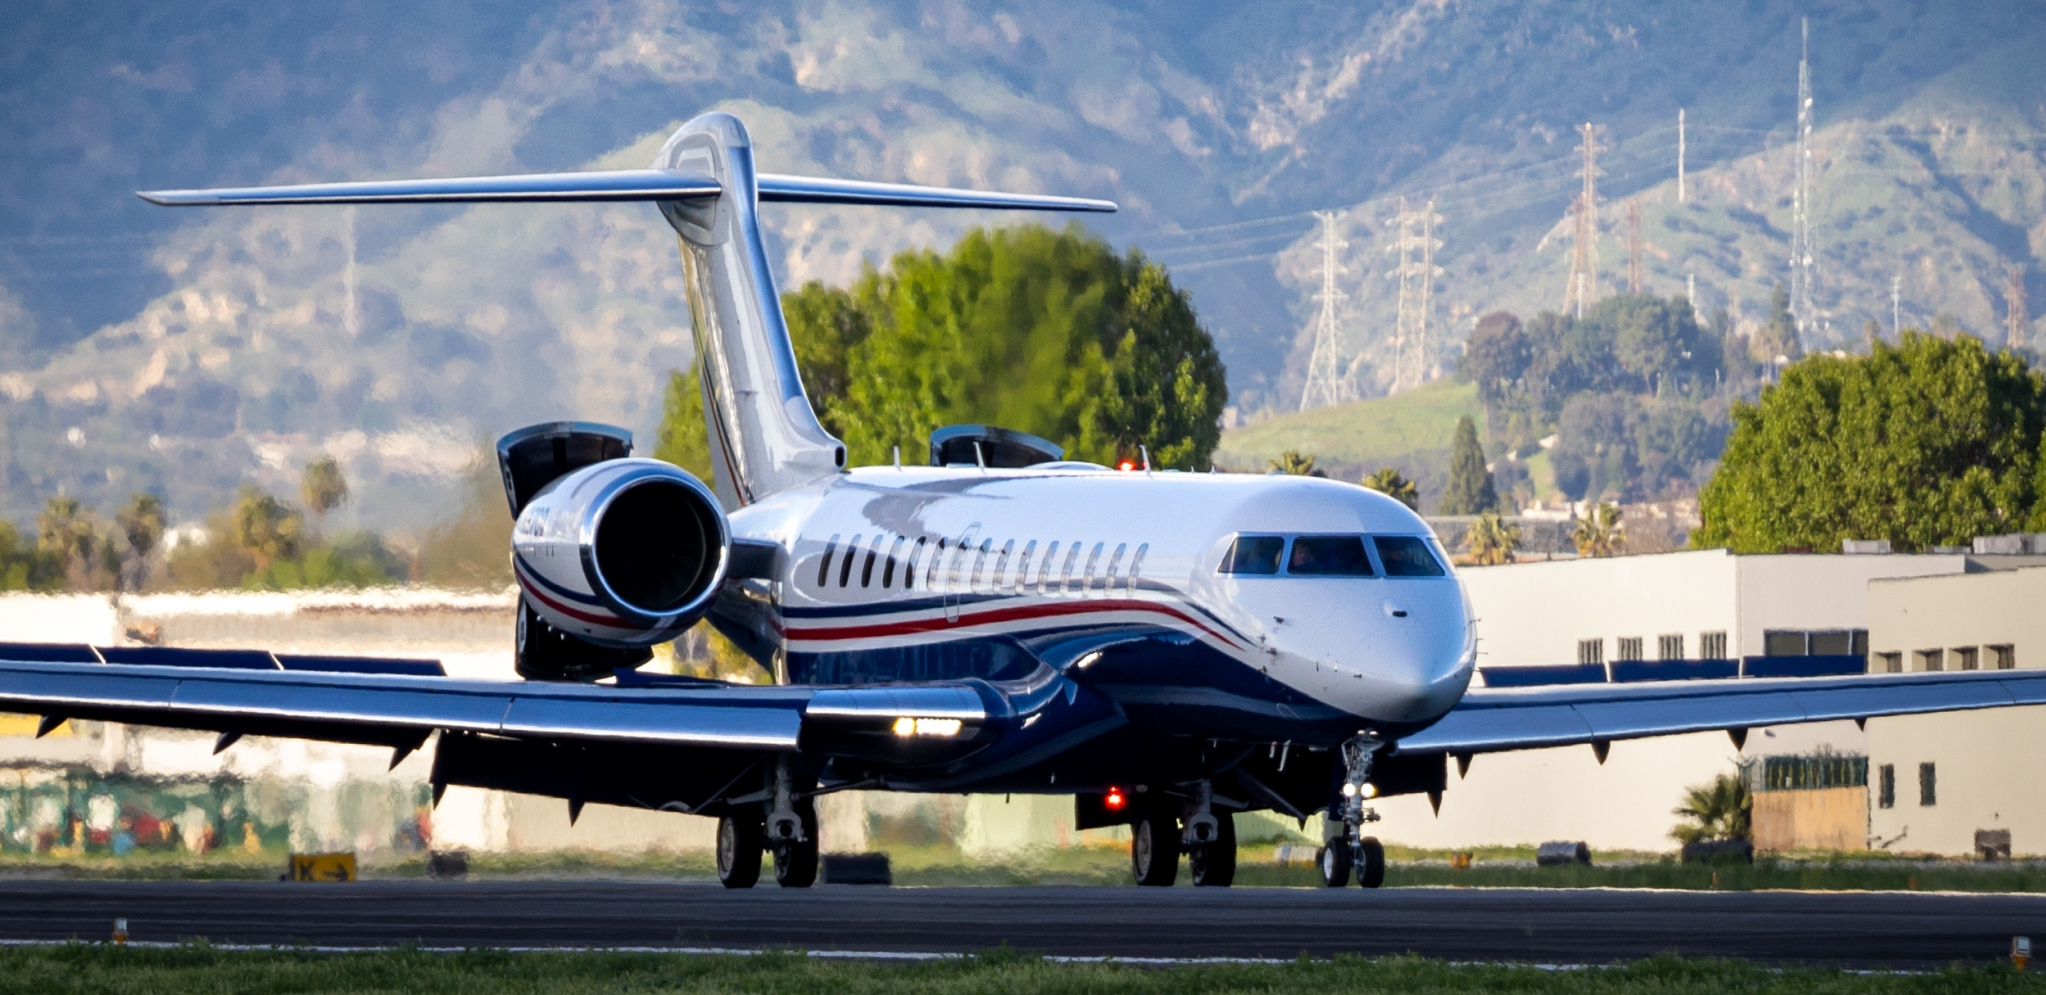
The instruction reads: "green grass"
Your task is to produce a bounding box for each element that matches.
[9,842,2046,893]
[1214,378,1484,480]
[0,946,2035,994]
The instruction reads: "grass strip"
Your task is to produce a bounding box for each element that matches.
[0,945,2037,995]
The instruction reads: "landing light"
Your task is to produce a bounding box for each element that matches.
[1104,787,1126,811]
[892,717,964,738]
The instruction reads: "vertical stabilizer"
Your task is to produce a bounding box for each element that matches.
[655,114,843,509]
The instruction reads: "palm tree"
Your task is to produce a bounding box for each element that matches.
[1465,512,1521,566]
[114,493,166,592]
[1361,467,1420,511]
[228,487,305,574]
[37,496,111,590]
[1669,773,1751,844]
[301,456,349,519]
[1269,449,1325,477]
[1573,501,1625,558]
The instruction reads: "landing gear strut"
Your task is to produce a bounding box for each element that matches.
[1333,733,1387,889]
[765,756,817,888]
[1188,809,1236,887]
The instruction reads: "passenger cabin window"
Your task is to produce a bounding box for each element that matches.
[817,534,841,589]
[904,536,927,589]
[860,535,882,587]
[1221,535,1284,575]
[1373,535,1446,577]
[1058,541,1083,593]
[1036,542,1060,592]
[1288,536,1374,576]
[1126,543,1148,594]
[882,536,905,588]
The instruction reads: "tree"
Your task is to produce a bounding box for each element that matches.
[1751,284,1802,365]
[114,493,165,591]
[1573,500,1624,557]
[1694,332,2046,552]
[1460,310,1529,405]
[227,487,304,573]
[654,362,716,486]
[1669,773,1751,844]
[1269,449,1324,477]
[1438,415,1500,514]
[815,224,1227,469]
[38,496,115,591]
[301,457,349,518]
[781,280,872,435]
[1464,512,1521,566]
[1361,467,1420,511]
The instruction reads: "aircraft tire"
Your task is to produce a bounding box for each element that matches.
[1189,811,1236,887]
[1317,842,1351,887]
[1355,836,1386,889]
[716,814,763,889]
[773,802,819,888]
[1130,809,1179,887]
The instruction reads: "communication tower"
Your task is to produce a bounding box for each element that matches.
[1678,108,1687,204]
[1299,211,1353,410]
[1562,123,1605,318]
[1625,200,1644,294]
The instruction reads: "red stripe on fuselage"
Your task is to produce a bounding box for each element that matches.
[784,598,1243,651]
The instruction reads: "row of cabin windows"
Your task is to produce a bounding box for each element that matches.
[1577,631,1729,665]
[813,532,1150,597]
[1873,644,2016,673]
[1217,534,1446,578]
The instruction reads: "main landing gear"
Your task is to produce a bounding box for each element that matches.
[717,757,819,889]
[1129,781,1237,887]
[1318,733,1387,889]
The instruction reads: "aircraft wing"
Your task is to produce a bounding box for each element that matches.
[1394,668,2046,757]
[0,646,987,759]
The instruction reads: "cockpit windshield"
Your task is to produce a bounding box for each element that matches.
[1218,533,1445,577]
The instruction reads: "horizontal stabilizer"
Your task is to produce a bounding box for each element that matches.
[756,174,1115,212]
[139,170,1114,212]
[138,169,721,206]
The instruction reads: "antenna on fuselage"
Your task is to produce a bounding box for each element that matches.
[972,442,987,470]
[892,445,902,469]
[1139,445,1152,473]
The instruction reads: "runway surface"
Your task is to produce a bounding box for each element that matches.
[3,879,2042,968]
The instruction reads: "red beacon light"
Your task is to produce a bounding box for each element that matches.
[1118,460,1135,471]
[1104,786,1126,811]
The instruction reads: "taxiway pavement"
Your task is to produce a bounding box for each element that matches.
[1,879,2040,968]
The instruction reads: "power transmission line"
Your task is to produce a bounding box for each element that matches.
[1385,197,1444,393]
[1299,211,1352,411]
[1562,122,1605,318]
[1678,108,1687,204]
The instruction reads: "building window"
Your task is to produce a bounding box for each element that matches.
[1657,634,1685,661]
[1914,648,1944,672]
[1876,652,1902,674]
[1578,639,1605,666]
[1616,637,1644,662]
[1763,630,1807,656]
[1700,631,1728,660]
[1809,630,1855,655]
[1952,646,1979,671]
[1990,644,2016,670]
[1878,764,1895,809]
[1918,762,1937,807]
[1758,754,1868,791]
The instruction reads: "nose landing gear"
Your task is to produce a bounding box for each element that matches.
[1325,733,1388,889]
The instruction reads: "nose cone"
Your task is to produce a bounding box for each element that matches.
[1244,580,1474,727]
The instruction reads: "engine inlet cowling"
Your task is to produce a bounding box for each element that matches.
[511,458,729,647]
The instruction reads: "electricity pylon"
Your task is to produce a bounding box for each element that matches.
[1789,18,1816,347]
[1625,200,1644,294]
[1299,211,1353,411]
[1562,122,1604,318]
[2009,264,2030,350]
[1386,197,1443,393]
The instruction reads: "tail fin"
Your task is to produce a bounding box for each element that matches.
[139,111,1114,506]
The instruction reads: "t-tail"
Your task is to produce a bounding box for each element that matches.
[141,111,1115,507]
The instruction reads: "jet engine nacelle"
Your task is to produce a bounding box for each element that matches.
[510,457,730,651]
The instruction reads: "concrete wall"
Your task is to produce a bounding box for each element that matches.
[1735,554,1965,658]
[1868,567,2046,673]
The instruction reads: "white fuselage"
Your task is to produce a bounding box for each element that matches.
[720,464,1477,739]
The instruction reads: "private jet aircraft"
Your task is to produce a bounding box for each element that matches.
[4,112,2043,889]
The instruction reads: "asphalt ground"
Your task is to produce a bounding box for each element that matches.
[1,879,2042,968]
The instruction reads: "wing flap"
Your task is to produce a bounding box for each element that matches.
[500,697,800,749]
[755,174,1115,212]
[1398,669,2046,756]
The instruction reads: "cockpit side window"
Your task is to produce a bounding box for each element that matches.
[1219,535,1284,575]
[1288,535,1375,576]
[1373,535,1447,577]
